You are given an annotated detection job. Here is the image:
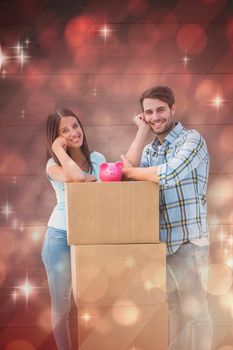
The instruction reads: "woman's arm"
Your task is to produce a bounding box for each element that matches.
[47,136,85,182]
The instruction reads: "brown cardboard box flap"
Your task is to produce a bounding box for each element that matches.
[66,181,159,245]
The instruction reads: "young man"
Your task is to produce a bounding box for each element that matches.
[122,86,213,350]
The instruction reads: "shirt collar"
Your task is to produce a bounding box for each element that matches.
[151,122,184,148]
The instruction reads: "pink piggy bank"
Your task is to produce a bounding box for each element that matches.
[99,161,124,182]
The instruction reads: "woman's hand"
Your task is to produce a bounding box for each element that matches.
[84,174,97,182]
[52,136,67,153]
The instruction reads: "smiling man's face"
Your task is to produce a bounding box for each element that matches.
[143,98,176,142]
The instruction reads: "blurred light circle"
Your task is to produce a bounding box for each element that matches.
[4,340,35,350]
[148,9,178,41]
[78,266,108,302]
[231,303,233,320]
[37,27,60,49]
[127,0,148,17]
[73,47,99,69]
[24,62,50,88]
[3,62,19,74]
[201,263,233,295]
[219,126,233,153]
[92,315,111,335]
[35,10,61,49]
[26,90,55,117]
[0,229,17,257]
[195,79,222,106]
[1,151,26,175]
[226,20,233,48]
[65,16,95,47]
[99,35,126,55]
[112,300,140,326]
[182,295,205,319]
[174,88,189,118]
[220,292,233,310]
[162,64,192,90]
[176,24,207,54]
[222,75,233,96]
[0,259,6,285]
[158,11,178,41]
[96,74,155,99]
[37,307,52,331]
[228,210,233,224]
[48,71,76,97]
[208,177,233,207]
[128,23,160,52]
[141,262,166,290]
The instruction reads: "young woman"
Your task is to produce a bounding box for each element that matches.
[41,108,106,350]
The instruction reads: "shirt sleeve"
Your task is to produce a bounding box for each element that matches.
[46,158,58,173]
[158,130,209,187]
[140,145,150,168]
[92,152,106,165]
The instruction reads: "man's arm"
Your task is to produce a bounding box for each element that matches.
[124,166,159,182]
[125,114,151,166]
[121,155,159,183]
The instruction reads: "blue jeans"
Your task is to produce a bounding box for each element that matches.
[167,242,213,350]
[41,227,72,350]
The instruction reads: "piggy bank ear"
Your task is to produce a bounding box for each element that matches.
[100,162,108,171]
[115,161,124,170]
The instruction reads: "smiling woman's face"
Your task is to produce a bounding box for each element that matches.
[58,116,84,149]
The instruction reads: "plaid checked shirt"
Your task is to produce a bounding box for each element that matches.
[140,122,209,255]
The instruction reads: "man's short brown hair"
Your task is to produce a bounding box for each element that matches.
[139,86,175,110]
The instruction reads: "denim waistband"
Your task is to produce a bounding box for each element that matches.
[47,226,67,234]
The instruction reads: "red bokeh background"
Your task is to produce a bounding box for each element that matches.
[0,0,233,349]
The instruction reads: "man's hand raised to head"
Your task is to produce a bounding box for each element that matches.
[133,113,151,133]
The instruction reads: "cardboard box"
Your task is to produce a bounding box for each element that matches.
[66,181,159,245]
[71,243,166,307]
[77,303,168,350]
